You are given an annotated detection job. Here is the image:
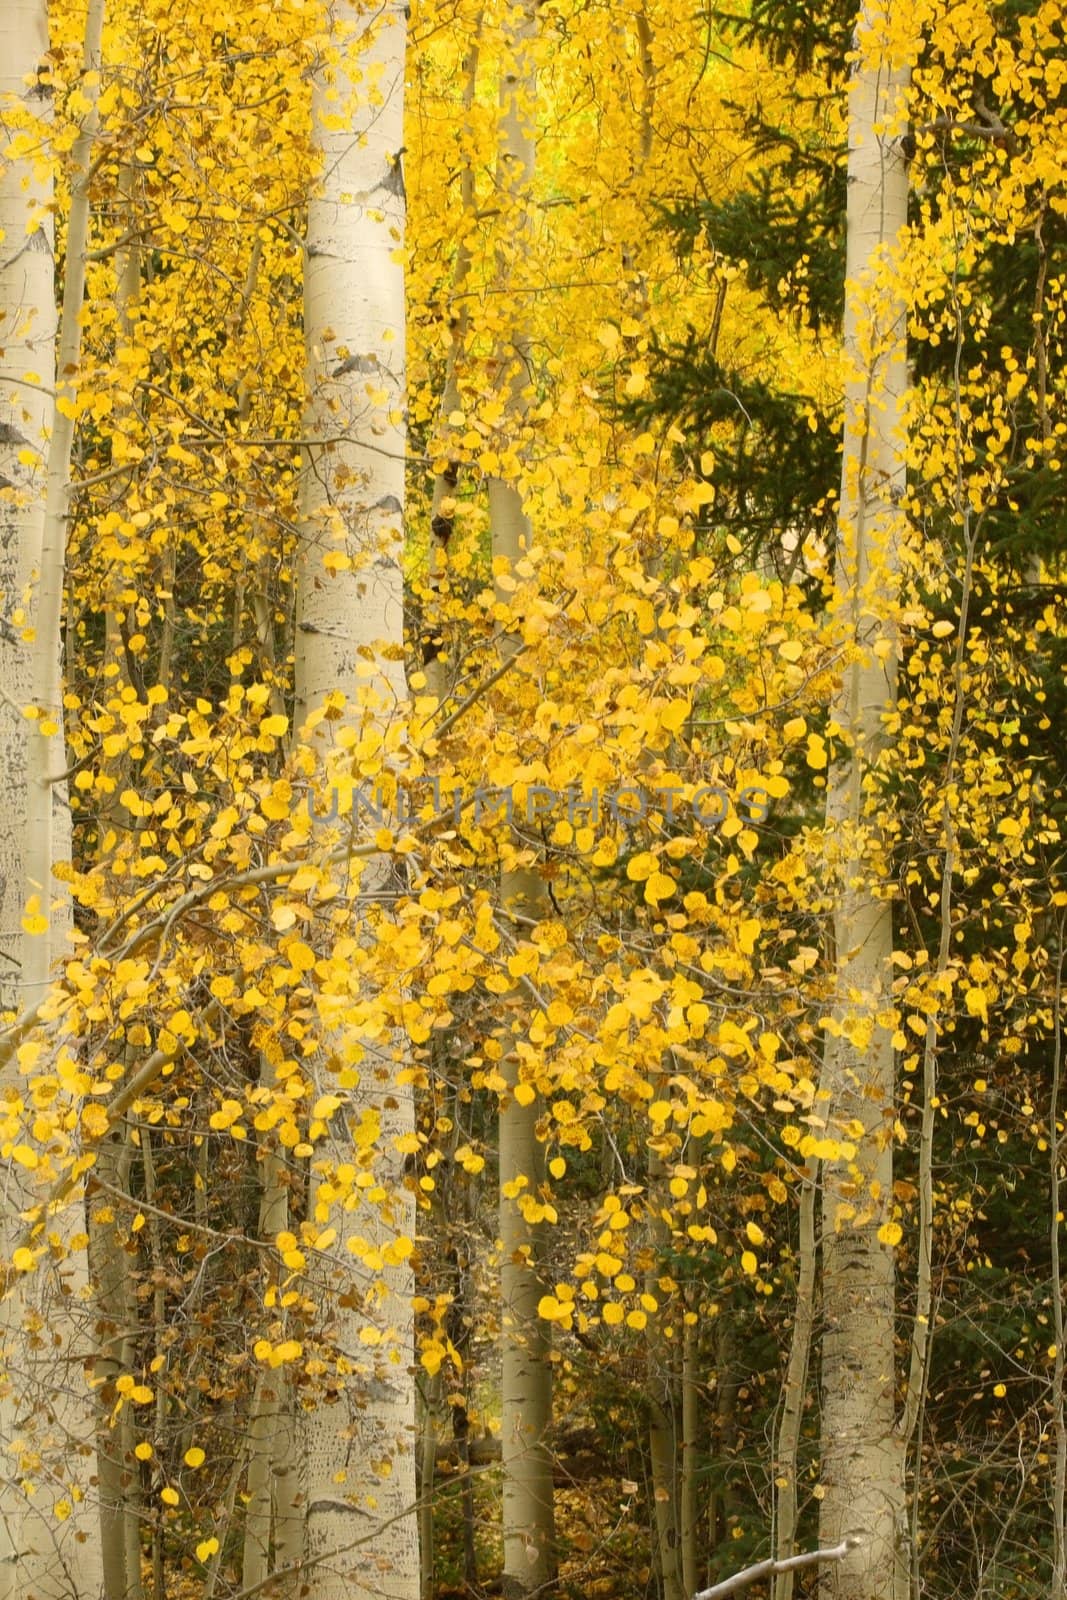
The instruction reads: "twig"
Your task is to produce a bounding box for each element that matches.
[693,1535,864,1600]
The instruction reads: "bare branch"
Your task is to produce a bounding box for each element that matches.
[693,1535,864,1600]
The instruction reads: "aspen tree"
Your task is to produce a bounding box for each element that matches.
[817,3,909,1597]
[293,1,417,1597]
[0,2,105,1592]
[491,4,556,1593]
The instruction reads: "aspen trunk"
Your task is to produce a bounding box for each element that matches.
[646,1143,681,1600]
[418,1373,441,1600]
[499,1028,555,1600]
[0,1,53,1014]
[270,1384,305,1600]
[680,1282,701,1599]
[294,2,417,1597]
[139,1132,168,1600]
[92,157,145,1600]
[648,1379,682,1600]
[712,1312,739,1559]
[0,4,105,1594]
[817,5,909,1598]
[490,5,555,1595]
[241,1060,290,1594]
[91,1119,143,1600]
[773,1175,816,1600]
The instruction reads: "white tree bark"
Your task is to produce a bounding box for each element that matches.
[498,1032,555,1600]
[294,3,416,1598]
[817,5,910,1599]
[0,0,53,1012]
[0,3,104,1594]
[242,1060,291,1596]
[489,8,556,1595]
[772,1175,816,1600]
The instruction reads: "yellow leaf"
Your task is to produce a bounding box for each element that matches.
[12,1248,35,1273]
[209,1099,244,1131]
[82,1104,109,1138]
[877,1222,903,1247]
[806,734,827,770]
[964,988,988,1023]
[661,701,689,734]
[196,1538,219,1563]
[288,942,317,973]
[644,872,676,904]
[741,1251,757,1275]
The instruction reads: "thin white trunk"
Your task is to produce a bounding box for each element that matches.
[418,1372,441,1600]
[499,1036,555,1599]
[294,3,416,1597]
[91,1117,142,1600]
[242,1059,290,1594]
[0,0,53,1012]
[489,8,556,1593]
[271,1383,305,1598]
[27,0,103,990]
[0,3,105,1594]
[817,5,909,1599]
[92,160,144,1600]
[646,1143,681,1600]
[772,1174,816,1600]
[680,1309,700,1600]
[649,1384,682,1600]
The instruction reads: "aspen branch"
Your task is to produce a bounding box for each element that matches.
[430,586,577,740]
[1,999,225,1286]
[693,1535,863,1600]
